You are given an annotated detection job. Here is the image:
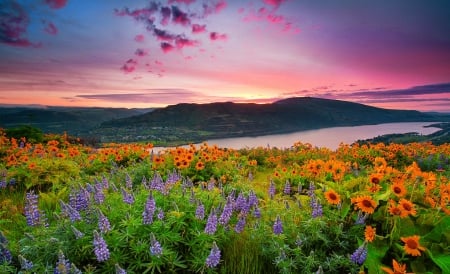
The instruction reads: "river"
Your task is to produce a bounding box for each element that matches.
[198,122,441,150]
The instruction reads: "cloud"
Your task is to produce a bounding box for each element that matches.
[175,37,197,48]
[192,24,206,34]
[210,32,227,41]
[135,48,148,57]
[169,0,196,4]
[135,34,145,42]
[75,89,205,104]
[262,0,287,8]
[120,59,138,73]
[44,0,68,9]
[0,2,40,47]
[171,6,191,26]
[43,21,58,35]
[347,83,450,98]
[161,42,175,53]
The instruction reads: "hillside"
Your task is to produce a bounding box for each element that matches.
[0,106,153,137]
[98,97,440,144]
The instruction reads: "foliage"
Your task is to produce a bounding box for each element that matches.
[0,130,449,273]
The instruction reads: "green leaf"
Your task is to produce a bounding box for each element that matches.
[365,239,390,274]
[423,216,450,243]
[427,249,450,273]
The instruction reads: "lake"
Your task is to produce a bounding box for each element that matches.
[199,122,441,150]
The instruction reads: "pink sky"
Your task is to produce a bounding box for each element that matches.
[0,0,449,112]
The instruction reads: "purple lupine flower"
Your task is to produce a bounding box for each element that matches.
[0,246,12,264]
[150,172,164,193]
[149,234,163,257]
[121,187,135,204]
[248,190,258,208]
[85,183,94,193]
[355,211,368,225]
[284,180,291,195]
[350,244,368,265]
[0,178,6,189]
[166,169,181,184]
[269,179,276,199]
[18,255,33,270]
[98,211,111,233]
[189,189,196,204]
[248,171,253,181]
[273,215,283,235]
[93,231,110,262]
[157,208,164,220]
[115,263,127,274]
[308,182,315,196]
[143,192,156,224]
[195,201,205,220]
[71,225,84,239]
[60,200,82,222]
[205,242,221,268]
[94,183,105,204]
[234,216,246,233]
[235,192,247,212]
[0,232,12,263]
[9,178,16,186]
[74,187,90,211]
[298,184,303,194]
[102,176,109,190]
[311,198,323,218]
[24,191,40,226]
[218,197,233,226]
[142,176,150,189]
[54,250,71,274]
[207,178,215,191]
[205,208,218,235]
[125,173,133,189]
[253,206,261,218]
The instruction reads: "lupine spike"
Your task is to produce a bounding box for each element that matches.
[205,241,221,268]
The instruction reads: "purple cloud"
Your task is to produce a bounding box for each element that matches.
[161,42,175,53]
[44,0,68,9]
[210,32,227,41]
[43,21,58,35]
[0,2,40,47]
[192,24,207,34]
[171,6,191,26]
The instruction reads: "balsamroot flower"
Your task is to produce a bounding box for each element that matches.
[398,199,417,217]
[350,244,368,265]
[205,242,221,268]
[401,235,426,256]
[324,189,341,205]
[381,259,409,274]
[364,225,376,242]
[273,215,283,235]
[93,230,110,262]
[352,195,377,214]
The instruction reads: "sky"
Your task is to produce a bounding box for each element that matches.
[0,0,449,112]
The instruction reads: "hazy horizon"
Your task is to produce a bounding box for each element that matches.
[1,0,450,112]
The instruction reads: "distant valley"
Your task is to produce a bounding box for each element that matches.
[1,97,449,146]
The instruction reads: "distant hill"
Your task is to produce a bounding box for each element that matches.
[0,106,154,137]
[97,97,444,144]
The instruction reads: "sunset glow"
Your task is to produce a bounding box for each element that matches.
[1,0,449,112]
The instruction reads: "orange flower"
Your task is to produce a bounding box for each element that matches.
[353,195,377,214]
[381,259,409,274]
[364,225,376,242]
[324,189,341,205]
[398,199,416,217]
[195,161,205,170]
[391,181,407,197]
[369,173,383,185]
[401,235,426,256]
[388,200,406,217]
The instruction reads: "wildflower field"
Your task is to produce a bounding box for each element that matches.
[0,129,449,273]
